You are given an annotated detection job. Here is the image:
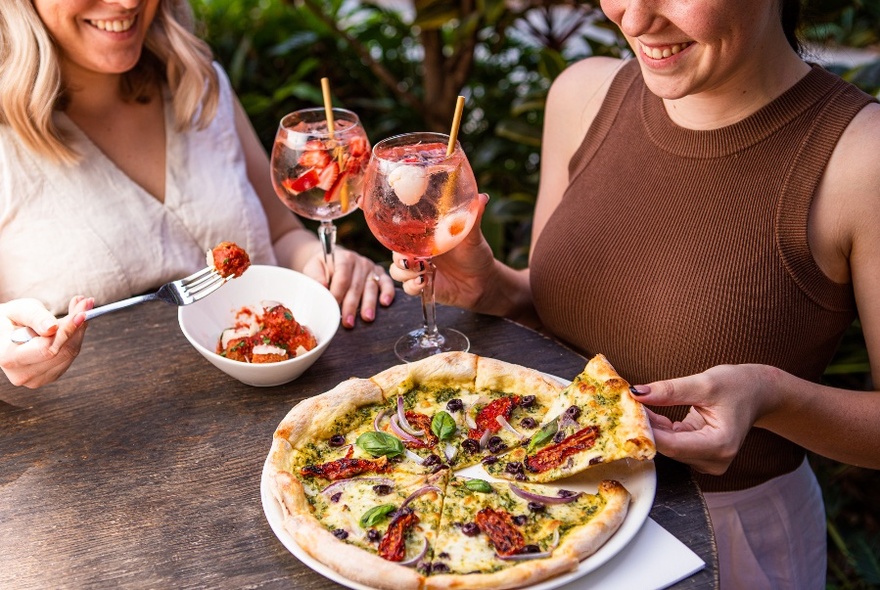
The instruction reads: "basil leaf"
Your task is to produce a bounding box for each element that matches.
[356,431,404,458]
[359,504,397,528]
[431,411,457,441]
[527,418,558,452]
[464,479,494,493]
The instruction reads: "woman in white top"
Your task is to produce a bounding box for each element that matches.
[0,0,395,388]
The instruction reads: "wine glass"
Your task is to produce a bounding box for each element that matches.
[270,107,370,281]
[361,132,481,362]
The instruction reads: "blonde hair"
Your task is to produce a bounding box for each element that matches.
[0,0,219,165]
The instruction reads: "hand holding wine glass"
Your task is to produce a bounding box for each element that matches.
[361,97,481,361]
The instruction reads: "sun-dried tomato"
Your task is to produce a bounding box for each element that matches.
[300,456,390,480]
[524,425,600,473]
[468,396,521,439]
[403,411,438,449]
[378,509,420,561]
[474,507,525,556]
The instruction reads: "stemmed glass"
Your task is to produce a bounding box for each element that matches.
[361,132,480,362]
[270,107,370,281]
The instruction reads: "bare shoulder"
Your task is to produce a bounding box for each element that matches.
[546,56,627,120]
[825,102,880,222]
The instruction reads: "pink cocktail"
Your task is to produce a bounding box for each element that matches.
[362,133,479,361]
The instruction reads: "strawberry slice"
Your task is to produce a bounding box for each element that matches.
[317,161,339,192]
[298,149,332,168]
[323,169,349,204]
[282,169,320,194]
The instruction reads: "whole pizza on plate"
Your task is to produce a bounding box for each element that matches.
[265,351,655,590]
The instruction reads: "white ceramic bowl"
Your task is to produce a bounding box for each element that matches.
[178,265,340,387]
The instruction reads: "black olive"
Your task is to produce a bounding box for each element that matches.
[512,515,528,526]
[558,489,578,498]
[446,398,464,412]
[330,492,342,503]
[422,454,441,466]
[564,405,582,420]
[553,431,566,443]
[520,395,536,408]
[505,461,524,475]
[431,562,450,573]
[515,472,527,481]
[461,438,480,454]
[520,417,538,429]
[438,552,450,559]
[461,522,480,536]
[481,455,498,465]
[367,529,381,542]
[487,436,507,454]
[332,529,349,539]
[520,544,541,554]
[373,484,392,495]
[527,502,545,513]
[328,434,346,447]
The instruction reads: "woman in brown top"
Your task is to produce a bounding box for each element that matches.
[391,0,880,587]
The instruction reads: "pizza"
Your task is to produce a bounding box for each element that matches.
[265,351,654,590]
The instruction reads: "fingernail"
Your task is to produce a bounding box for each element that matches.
[344,314,355,328]
[630,385,650,396]
[401,259,409,270]
[380,295,392,306]
[416,276,425,285]
[416,261,425,272]
[363,308,375,322]
[72,313,86,328]
[39,319,58,332]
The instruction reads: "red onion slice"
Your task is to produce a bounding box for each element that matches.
[373,409,387,431]
[479,428,491,450]
[390,415,422,444]
[496,549,553,561]
[320,476,394,496]
[400,485,442,509]
[397,396,425,436]
[404,449,426,465]
[400,537,429,566]
[508,484,582,504]
[496,415,528,441]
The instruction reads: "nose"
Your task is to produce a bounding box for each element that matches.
[616,0,663,38]
[107,0,141,9]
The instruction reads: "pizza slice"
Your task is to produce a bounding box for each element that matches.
[484,354,655,483]
[424,475,630,589]
[272,468,448,590]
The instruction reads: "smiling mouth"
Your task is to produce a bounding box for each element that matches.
[640,41,692,60]
[87,17,136,33]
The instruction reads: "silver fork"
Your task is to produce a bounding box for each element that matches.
[9,266,229,344]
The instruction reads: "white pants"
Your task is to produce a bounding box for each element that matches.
[704,458,826,590]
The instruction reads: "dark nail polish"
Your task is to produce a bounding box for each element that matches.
[416,261,425,272]
[402,259,409,270]
[630,385,649,396]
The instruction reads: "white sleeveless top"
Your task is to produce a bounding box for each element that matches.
[0,64,277,314]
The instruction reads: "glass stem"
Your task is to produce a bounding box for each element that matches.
[419,259,442,345]
[318,220,337,284]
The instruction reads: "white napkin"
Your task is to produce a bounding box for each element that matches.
[556,518,706,590]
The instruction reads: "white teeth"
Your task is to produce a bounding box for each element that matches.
[642,42,691,60]
[89,18,135,33]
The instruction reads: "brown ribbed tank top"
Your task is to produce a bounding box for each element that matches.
[530,60,876,492]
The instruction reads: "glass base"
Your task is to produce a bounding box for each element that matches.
[394,328,470,363]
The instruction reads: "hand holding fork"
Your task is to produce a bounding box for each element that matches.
[8,266,229,344]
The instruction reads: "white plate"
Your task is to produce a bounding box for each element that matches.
[261,456,655,590]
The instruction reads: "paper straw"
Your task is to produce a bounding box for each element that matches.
[321,77,335,138]
[446,96,465,156]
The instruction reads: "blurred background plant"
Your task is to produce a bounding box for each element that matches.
[190,0,879,585]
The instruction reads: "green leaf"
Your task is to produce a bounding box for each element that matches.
[357,431,405,458]
[431,411,457,441]
[359,504,397,528]
[464,479,494,493]
[527,419,558,452]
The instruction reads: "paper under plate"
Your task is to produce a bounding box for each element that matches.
[261,456,656,590]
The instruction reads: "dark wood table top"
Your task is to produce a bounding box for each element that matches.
[0,294,718,589]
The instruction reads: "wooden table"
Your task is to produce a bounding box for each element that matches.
[0,295,718,589]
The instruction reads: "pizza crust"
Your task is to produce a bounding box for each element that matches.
[425,553,579,590]
[555,479,631,560]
